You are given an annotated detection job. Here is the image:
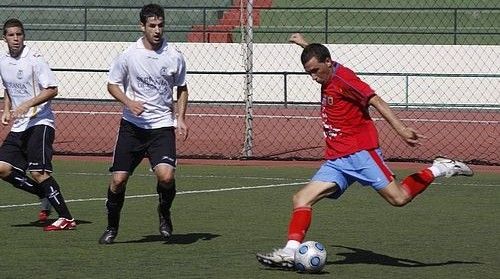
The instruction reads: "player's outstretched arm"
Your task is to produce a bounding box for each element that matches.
[369,95,426,146]
[289,33,309,48]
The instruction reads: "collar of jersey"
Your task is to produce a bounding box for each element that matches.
[136,37,168,51]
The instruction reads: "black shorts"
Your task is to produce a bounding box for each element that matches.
[0,125,55,173]
[110,119,176,174]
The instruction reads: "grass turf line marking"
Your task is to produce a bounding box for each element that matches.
[61,171,308,181]
[1,181,497,209]
[0,181,306,209]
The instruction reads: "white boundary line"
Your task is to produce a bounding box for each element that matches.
[0,180,498,210]
[0,181,306,209]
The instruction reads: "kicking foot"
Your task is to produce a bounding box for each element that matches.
[433,157,474,178]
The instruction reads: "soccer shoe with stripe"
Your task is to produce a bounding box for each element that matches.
[43,217,76,231]
[256,248,295,270]
[98,227,118,244]
[38,210,51,223]
[432,157,474,178]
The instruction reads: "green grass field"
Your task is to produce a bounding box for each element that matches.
[0,158,499,278]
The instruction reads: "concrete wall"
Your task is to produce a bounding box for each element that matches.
[1,41,499,106]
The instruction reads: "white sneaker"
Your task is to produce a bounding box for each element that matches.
[433,157,474,178]
[256,248,295,269]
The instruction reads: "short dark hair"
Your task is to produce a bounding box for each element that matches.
[140,4,165,24]
[3,18,24,36]
[300,43,331,65]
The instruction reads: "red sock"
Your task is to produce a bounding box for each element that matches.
[401,169,435,198]
[287,207,312,242]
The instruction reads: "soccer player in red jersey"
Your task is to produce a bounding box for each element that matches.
[256,33,474,269]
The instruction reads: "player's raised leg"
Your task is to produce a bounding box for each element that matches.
[378,156,474,206]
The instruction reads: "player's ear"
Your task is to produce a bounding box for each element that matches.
[140,22,146,33]
[325,57,333,68]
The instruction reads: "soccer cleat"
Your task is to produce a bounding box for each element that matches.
[256,248,295,270]
[433,157,474,178]
[98,227,118,245]
[158,205,173,239]
[38,210,51,223]
[43,217,76,231]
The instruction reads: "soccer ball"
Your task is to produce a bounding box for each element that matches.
[294,241,327,273]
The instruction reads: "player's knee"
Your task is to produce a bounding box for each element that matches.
[110,175,128,189]
[157,175,174,186]
[30,171,50,183]
[388,195,412,207]
[0,162,12,178]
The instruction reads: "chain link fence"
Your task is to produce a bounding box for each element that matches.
[0,0,499,164]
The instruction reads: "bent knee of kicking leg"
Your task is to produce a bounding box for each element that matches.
[388,195,412,207]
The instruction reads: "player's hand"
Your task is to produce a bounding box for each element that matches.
[11,104,30,120]
[289,33,308,48]
[400,127,426,147]
[126,100,145,116]
[1,111,10,125]
[176,118,188,141]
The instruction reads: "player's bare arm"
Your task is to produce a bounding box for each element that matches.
[289,33,309,48]
[1,90,12,125]
[369,95,425,146]
[107,83,145,116]
[176,85,189,141]
[11,86,57,119]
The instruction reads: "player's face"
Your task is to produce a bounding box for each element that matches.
[3,26,25,58]
[303,56,333,85]
[141,16,164,50]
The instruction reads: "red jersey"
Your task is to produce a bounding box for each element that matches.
[321,63,379,159]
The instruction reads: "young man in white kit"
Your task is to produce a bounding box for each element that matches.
[0,18,75,231]
[99,3,189,244]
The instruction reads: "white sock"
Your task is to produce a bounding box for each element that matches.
[285,240,301,252]
[428,165,445,178]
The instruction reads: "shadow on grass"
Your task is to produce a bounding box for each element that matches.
[11,219,92,228]
[329,245,482,267]
[118,232,220,244]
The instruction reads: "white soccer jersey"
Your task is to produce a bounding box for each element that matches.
[0,46,57,132]
[108,37,187,129]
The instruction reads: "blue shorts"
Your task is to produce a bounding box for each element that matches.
[311,148,394,199]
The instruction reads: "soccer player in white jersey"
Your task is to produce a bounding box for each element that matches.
[99,4,189,244]
[0,18,76,231]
